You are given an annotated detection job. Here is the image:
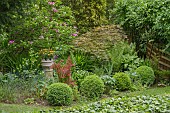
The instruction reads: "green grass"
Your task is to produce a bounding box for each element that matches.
[0,86,170,113]
[0,103,51,113]
[117,86,170,97]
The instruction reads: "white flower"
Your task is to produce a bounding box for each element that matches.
[39,35,44,39]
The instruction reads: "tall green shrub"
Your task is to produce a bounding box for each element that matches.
[0,0,35,33]
[0,0,77,73]
[67,0,107,33]
[113,0,170,55]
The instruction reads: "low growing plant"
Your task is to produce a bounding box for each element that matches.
[100,75,116,94]
[42,95,170,113]
[0,73,37,103]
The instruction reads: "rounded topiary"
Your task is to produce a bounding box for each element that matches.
[80,75,104,99]
[46,83,73,106]
[136,66,155,86]
[113,72,131,91]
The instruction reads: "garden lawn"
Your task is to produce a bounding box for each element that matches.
[0,103,51,113]
[117,86,170,97]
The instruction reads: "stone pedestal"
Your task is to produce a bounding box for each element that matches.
[41,59,54,79]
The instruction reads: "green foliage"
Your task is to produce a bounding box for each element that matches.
[0,0,34,33]
[113,72,131,91]
[24,98,35,105]
[0,73,34,103]
[100,75,116,94]
[11,0,76,51]
[44,95,170,113]
[126,71,145,91]
[155,70,170,85]
[72,70,93,90]
[108,41,143,72]
[80,75,104,99]
[70,50,97,71]
[0,0,77,73]
[46,83,73,106]
[72,86,80,101]
[106,0,115,22]
[66,0,107,33]
[0,71,55,103]
[113,0,170,54]
[72,25,125,60]
[136,66,155,86]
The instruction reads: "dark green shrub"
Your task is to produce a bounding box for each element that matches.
[136,66,155,86]
[113,72,131,91]
[46,83,73,106]
[80,75,104,99]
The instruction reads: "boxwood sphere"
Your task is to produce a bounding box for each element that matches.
[113,72,131,91]
[136,66,155,86]
[80,75,104,99]
[46,83,73,106]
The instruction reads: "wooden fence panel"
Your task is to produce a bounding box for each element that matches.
[146,43,170,70]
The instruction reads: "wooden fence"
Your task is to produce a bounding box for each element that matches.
[146,43,170,70]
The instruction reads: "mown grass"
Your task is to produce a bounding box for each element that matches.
[0,103,51,113]
[0,86,170,113]
[117,86,170,97]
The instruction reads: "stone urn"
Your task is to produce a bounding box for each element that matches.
[41,59,54,79]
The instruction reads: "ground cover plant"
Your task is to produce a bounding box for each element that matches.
[42,95,170,113]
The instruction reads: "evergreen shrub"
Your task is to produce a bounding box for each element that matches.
[80,75,104,99]
[113,72,131,91]
[136,66,155,86]
[46,83,73,106]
